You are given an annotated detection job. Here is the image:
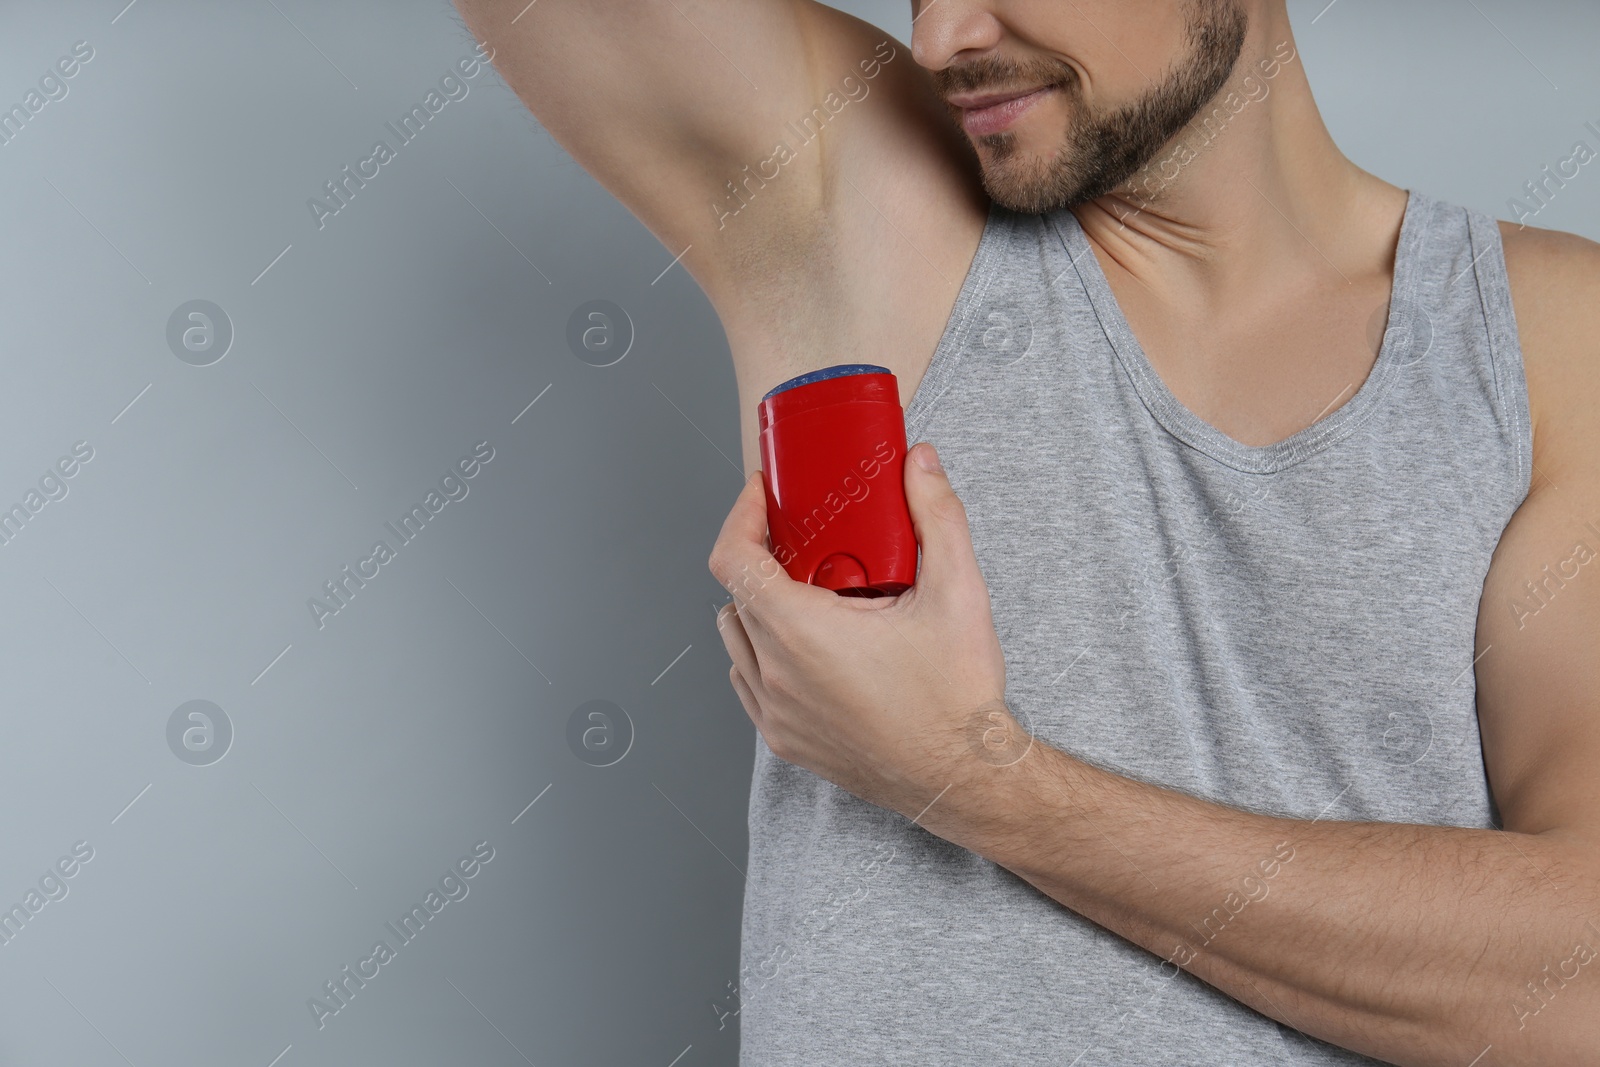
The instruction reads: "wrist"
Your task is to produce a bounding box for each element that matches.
[905,701,1073,867]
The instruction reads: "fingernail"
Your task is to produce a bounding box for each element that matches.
[913,443,943,473]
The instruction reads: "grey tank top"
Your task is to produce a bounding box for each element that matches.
[736,189,1532,1065]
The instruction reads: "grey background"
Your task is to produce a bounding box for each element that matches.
[0,2,1594,1065]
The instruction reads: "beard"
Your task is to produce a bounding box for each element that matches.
[936,0,1249,214]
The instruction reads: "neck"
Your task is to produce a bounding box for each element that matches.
[1071,14,1400,300]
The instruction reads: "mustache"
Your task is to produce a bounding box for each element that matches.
[933,57,1078,100]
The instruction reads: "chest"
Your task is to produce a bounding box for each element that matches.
[1104,261,1396,450]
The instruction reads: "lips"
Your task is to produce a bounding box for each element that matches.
[952,85,1057,137]
[945,86,1050,110]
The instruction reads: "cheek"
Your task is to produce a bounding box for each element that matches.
[1068,4,1191,83]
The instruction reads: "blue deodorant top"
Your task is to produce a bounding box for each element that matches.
[761,364,892,402]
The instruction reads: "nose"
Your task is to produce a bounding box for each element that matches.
[909,0,1003,71]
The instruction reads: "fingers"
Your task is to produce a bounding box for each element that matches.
[902,442,986,603]
[707,469,795,619]
[716,594,767,732]
[729,663,764,729]
[716,600,761,691]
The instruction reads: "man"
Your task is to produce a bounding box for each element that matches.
[456,0,1600,1062]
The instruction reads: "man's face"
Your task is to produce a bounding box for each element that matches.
[912,0,1249,213]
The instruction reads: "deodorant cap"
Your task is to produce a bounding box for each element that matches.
[758,365,896,434]
[761,364,891,401]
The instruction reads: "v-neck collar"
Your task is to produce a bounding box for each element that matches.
[1049,189,1431,475]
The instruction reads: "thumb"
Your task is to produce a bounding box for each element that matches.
[903,442,985,598]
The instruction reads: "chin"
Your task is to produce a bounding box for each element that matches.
[977,147,1074,214]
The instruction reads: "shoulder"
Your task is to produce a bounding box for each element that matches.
[1497,221,1600,481]
[1500,221,1600,314]
[1498,222,1600,355]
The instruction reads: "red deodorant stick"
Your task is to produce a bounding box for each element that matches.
[757,364,917,597]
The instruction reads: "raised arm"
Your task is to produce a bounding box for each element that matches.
[452,0,859,283]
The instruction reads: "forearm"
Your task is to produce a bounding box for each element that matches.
[922,736,1600,1066]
